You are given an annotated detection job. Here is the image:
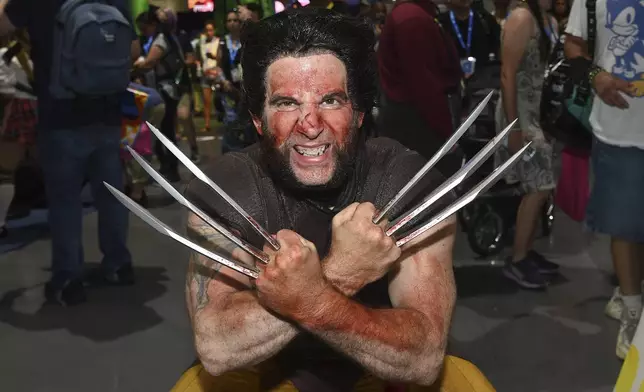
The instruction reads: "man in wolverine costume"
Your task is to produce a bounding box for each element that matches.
[181,8,459,391]
[121,6,517,392]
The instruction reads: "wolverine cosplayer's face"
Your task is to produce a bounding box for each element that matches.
[253,53,364,189]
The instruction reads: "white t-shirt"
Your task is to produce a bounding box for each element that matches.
[566,0,644,149]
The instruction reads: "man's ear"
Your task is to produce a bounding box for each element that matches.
[357,112,365,128]
[251,112,263,136]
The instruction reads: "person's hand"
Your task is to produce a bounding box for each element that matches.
[324,202,402,294]
[133,57,145,69]
[255,230,328,323]
[593,71,635,109]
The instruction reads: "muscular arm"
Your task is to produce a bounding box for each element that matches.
[301,217,457,385]
[186,212,299,375]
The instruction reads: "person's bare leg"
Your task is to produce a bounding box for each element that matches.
[512,190,550,262]
[613,238,642,297]
[203,87,212,131]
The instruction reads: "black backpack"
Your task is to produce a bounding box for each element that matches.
[539,0,596,151]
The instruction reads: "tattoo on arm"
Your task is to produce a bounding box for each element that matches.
[186,215,243,310]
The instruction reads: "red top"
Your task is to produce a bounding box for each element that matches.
[378,0,462,138]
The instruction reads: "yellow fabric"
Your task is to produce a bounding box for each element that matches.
[170,356,495,392]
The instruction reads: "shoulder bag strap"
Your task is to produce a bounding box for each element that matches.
[587,0,596,60]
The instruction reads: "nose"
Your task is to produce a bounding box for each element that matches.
[297,104,323,139]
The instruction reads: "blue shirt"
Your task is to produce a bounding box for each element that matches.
[5,0,136,130]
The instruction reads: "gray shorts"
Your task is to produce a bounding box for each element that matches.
[586,138,644,243]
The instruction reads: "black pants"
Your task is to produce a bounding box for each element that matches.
[155,89,180,175]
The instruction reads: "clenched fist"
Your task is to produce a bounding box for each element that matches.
[324,202,402,296]
[255,230,329,323]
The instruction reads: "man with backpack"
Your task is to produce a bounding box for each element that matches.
[0,0,141,306]
[565,0,644,359]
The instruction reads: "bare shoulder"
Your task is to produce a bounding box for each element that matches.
[505,7,536,31]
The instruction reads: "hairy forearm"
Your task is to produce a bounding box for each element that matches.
[186,218,299,375]
[301,287,445,385]
[322,257,362,296]
[193,288,299,375]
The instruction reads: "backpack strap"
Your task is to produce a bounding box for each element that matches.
[573,0,596,103]
[587,0,596,60]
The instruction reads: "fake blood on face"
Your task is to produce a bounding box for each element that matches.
[257,54,362,186]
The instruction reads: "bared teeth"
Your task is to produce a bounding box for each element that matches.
[294,145,328,157]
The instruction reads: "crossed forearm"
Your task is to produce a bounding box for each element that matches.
[299,288,445,385]
[194,290,299,375]
[195,263,363,374]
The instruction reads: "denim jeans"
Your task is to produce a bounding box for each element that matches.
[38,125,131,286]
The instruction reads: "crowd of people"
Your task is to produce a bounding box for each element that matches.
[0,0,642,389]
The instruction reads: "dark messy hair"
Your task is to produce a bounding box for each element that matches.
[243,2,264,19]
[522,0,552,63]
[240,7,377,120]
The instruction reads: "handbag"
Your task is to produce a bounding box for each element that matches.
[540,0,596,151]
[554,147,590,222]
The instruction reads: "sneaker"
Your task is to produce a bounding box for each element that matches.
[606,287,624,321]
[0,226,7,238]
[616,315,639,360]
[190,151,201,164]
[502,257,548,289]
[86,263,135,286]
[529,250,560,275]
[44,278,87,306]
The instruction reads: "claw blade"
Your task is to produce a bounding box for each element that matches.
[104,182,259,279]
[373,91,495,224]
[386,118,518,237]
[146,122,280,251]
[395,142,533,247]
[125,146,269,264]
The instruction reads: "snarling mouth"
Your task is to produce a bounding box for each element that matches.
[293,144,330,157]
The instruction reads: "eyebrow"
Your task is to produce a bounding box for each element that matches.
[268,91,349,106]
[321,91,349,102]
[268,95,298,106]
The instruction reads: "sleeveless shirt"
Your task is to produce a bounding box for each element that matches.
[185,137,447,392]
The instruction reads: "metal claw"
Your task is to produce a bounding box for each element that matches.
[146,122,280,251]
[395,142,533,247]
[386,118,518,237]
[125,146,269,264]
[373,91,495,224]
[104,182,260,279]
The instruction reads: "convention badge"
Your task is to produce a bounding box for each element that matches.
[460,57,476,75]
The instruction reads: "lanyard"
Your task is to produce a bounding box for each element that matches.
[225,35,241,66]
[143,36,153,55]
[544,17,558,44]
[449,10,474,56]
